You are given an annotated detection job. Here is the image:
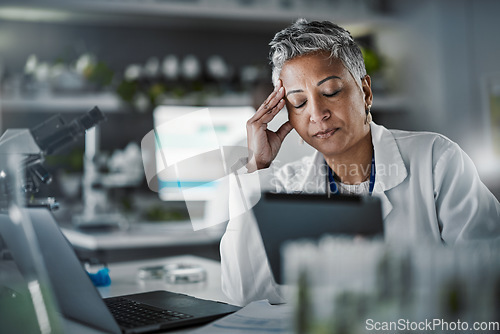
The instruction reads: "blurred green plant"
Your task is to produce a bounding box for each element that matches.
[361,47,383,76]
[144,205,189,222]
[116,80,139,103]
[148,83,167,105]
[84,61,114,87]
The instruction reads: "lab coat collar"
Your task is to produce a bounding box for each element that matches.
[370,122,408,192]
[299,151,328,193]
[370,122,408,219]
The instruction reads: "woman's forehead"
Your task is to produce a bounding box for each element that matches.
[280,54,349,84]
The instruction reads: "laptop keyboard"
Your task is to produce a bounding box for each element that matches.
[105,297,194,329]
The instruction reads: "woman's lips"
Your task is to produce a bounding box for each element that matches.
[313,128,337,139]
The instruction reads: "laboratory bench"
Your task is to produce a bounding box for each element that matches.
[51,194,225,264]
[61,222,223,264]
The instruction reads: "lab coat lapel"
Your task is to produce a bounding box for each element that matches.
[374,190,393,220]
[370,123,408,220]
[300,151,328,194]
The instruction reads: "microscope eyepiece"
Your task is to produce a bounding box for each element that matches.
[78,106,106,130]
[31,106,106,155]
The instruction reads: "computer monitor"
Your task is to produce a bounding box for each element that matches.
[151,105,255,202]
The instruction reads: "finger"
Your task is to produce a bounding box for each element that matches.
[276,120,293,142]
[258,98,285,124]
[274,79,282,92]
[260,82,281,108]
[259,86,284,115]
[249,87,285,122]
[273,80,281,92]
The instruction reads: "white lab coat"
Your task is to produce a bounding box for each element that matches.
[220,122,500,306]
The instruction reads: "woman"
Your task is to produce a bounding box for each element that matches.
[220,19,500,306]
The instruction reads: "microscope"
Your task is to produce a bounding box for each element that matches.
[0,106,106,211]
[0,108,106,332]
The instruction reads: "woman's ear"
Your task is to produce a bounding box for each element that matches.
[361,75,373,108]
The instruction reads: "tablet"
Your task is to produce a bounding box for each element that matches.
[252,192,384,284]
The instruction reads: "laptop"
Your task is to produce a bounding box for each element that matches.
[252,192,384,284]
[0,208,240,334]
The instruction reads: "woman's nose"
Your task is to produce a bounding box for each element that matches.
[309,99,330,123]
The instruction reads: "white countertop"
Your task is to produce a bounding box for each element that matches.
[62,221,224,250]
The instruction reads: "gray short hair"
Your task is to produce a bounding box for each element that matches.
[269,19,366,88]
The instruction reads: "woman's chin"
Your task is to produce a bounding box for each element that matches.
[315,146,343,159]
[310,139,343,157]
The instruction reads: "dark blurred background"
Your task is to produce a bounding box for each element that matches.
[1,0,499,201]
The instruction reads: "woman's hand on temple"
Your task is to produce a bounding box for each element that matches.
[246,80,293,172]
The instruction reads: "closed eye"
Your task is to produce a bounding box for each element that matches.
[291,89,340,108]
[324,90,341,97]
[293,100,307,109]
